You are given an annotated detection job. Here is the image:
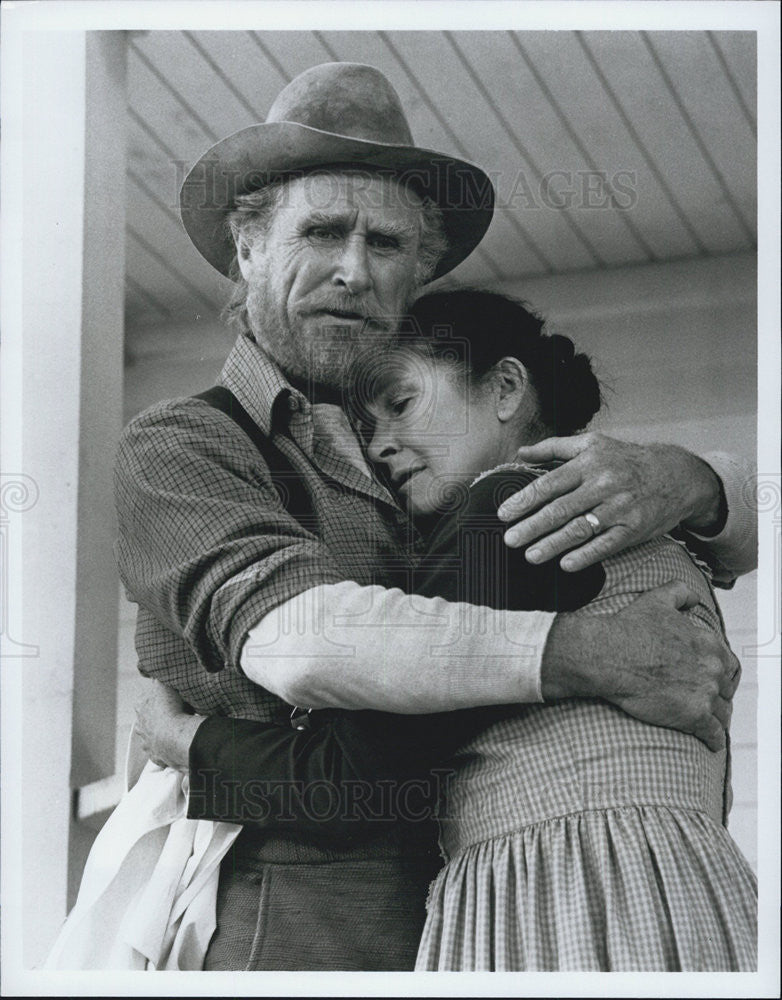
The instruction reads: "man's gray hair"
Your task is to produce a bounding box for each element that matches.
[222,171,448,332]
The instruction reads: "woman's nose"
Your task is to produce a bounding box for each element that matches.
[332,237,372,295]
[366,424,398,464]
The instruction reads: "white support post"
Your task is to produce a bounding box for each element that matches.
[18,30,127,969]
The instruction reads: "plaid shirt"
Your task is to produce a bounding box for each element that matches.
[114,332,423,723]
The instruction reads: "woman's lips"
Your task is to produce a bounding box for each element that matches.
[394,467,425,490]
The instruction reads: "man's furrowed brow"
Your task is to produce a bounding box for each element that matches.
[301,210,418,241]
[304,210,350,228]
[369,219,419,241]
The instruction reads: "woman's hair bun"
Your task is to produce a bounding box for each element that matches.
[549,333,575,365]
[536,334,602,434]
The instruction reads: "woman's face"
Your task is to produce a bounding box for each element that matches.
[364,353,505,515]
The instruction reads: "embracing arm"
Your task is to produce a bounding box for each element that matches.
[497,435,756,585]
[135,680,487,838]
[115,397,553,704]
[118,405,738,752]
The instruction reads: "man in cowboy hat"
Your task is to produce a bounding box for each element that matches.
[116,63,753,970]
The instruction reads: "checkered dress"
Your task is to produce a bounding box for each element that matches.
[416,536,757,971]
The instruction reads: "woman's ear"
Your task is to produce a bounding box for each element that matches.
[493,357,529,422]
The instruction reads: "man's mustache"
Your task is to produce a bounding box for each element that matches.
[303,296,389,326]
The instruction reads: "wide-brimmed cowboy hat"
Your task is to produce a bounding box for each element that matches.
[180,62,495,282]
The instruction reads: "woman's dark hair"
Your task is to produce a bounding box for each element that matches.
[350,288,602,436]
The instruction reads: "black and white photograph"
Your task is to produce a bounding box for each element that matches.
[1,1,779,995]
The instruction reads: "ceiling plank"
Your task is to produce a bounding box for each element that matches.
[246,30,338,81]
[127,224,222,315]
[127,172,230,308]
[706,32,756,135]
[381,30,599,273]
[645,32,756,239]
[518,31,705,262]
[580,31,750,255]
[129,36,219,141]
[505,32,655,262]
[453,31,652,268]
[127,44,216,169]
[185,31,289,116]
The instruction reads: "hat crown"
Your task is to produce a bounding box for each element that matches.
[266,62,414,146]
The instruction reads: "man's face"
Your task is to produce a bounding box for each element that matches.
[238,171,425,392]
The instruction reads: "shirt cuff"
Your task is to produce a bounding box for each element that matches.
[685,451,757,582]
[503,609,552,703]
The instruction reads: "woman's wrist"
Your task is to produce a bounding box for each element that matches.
[159,713,207,772]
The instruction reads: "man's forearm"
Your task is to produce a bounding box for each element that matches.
[241,581,552,712]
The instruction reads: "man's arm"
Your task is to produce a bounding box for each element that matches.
[242,579,738,751]
[114,397,348,675]
[681,451,757,583]
[497,435,756,584]
[115,398,554,706]
[117,404,737,749]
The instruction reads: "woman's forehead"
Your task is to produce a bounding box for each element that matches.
[366,351,470,416]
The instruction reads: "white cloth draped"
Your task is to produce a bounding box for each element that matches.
[44,732,241,970]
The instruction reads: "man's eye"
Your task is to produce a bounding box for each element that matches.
[369,234,399,250]
[308,226,340,241]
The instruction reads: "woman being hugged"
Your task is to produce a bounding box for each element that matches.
[352,288,756,972]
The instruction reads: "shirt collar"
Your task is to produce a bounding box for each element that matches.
[218,332,308,437]
[218,331,398,507]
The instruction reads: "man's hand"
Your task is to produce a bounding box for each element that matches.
[134,680,205,771]
[498,433,727,571]
[542,581,739,751]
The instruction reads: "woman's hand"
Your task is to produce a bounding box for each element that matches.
[497,433,726,571]
[134,679,206,771]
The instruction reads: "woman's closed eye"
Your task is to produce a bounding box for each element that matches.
[390,396,413,417]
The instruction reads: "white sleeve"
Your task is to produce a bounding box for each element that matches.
[685,451,757,585]
[240,581,553,712]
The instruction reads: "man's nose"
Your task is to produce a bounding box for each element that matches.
[332,236,373,295]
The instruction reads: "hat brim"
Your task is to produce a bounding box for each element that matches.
[179,121,494,282]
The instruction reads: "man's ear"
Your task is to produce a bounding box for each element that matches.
[235,233,256,281]
[493,357,529,422]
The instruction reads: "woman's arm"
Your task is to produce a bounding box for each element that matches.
[135,681,492,841]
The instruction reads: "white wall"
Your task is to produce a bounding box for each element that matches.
[119,250,758,869]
